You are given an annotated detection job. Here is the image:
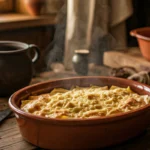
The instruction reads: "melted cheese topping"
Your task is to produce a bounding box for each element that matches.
[20,86,150,119]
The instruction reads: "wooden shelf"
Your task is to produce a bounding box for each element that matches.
[0,13,57,31]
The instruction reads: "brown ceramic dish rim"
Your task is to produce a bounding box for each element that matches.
[130,27,150,41]
[9,76,150,125]
[0,41,29,54]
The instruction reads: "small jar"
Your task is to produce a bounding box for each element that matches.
[72,49,89,75]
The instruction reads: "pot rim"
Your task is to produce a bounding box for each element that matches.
[0,41,29,54]
[9,76,150,125]
[130,27,150,41]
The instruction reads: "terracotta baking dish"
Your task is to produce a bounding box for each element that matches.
[130,27,150,61]
[9,76,150,150]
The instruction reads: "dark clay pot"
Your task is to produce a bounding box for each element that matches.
[0,41,40,96]
[72,49,89,75]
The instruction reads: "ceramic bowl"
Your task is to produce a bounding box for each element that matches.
[9,76,150,149]
[130,27,150,61]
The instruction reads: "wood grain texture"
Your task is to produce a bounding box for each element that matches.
[0,0,13,13]
[103,47,150,71]
[0,98,8,111]
[0,118,36,150]
[0,13,56,31]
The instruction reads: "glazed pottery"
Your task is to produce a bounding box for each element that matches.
[9,76,150,149]
[24,0,45,16]
[72,49,89,75]
[130,27,150,61]
[0,41,40,96]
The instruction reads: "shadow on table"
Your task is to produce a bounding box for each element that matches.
[104,129,150,150]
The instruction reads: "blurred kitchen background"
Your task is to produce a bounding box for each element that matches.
[0,0,150,74]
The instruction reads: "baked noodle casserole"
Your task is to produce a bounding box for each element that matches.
[20,86,150,119]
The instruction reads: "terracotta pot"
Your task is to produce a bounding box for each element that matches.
[9,76,150,149]
[0,41,40,96]
[24,0,45,16]
[130,27,150,61]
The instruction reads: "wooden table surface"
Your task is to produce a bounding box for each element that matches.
[0,65,150,150]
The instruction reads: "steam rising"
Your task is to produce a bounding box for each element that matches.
[44,2,117,71]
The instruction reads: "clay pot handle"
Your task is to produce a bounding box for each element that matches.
[28,44,40,63]
[130,29,137,37]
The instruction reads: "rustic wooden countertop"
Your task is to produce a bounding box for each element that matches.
[0,65,150,150]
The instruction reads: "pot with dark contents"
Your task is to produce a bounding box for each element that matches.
[72,49,89,75]
[0,41,40,96]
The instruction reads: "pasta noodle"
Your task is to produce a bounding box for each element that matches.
[20,86,150,119]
